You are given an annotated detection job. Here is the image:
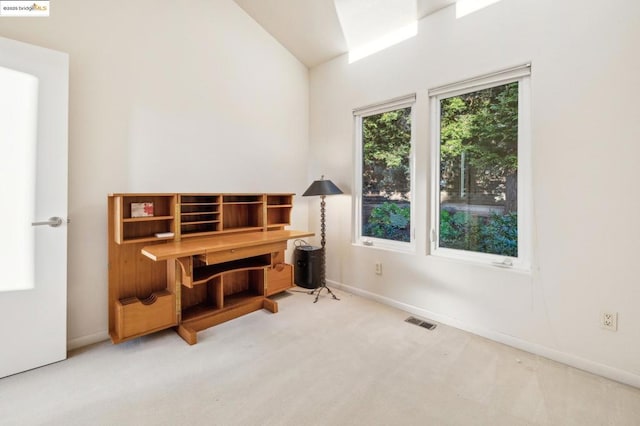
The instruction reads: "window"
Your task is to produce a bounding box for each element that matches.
[430,65,531,269]
[354,95,415,250]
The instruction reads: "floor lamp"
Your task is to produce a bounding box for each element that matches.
[302,176,343,303]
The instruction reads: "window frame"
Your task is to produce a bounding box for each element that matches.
[353,94,416,252]
[429,65,532,271]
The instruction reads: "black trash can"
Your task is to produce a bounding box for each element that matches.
[294,245,323,289]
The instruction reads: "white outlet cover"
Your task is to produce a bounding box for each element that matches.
[601,312,618,331]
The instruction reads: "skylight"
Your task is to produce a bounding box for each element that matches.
[334,0,418,64]
[348,22,418,63]
[334,0,504,63]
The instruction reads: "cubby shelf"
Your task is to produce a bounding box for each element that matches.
[123,215,174,223]
[112,194,176,244]
[181,202,220,205]
[217,226,264,234]
[183,220,220,226]
[222,201,263,205]
[179,231,220,239]
[267,223,289,228]
[181,293,264,323]
[181,211,218,215]
[118,235,175,245]
[111,193,294,245]
[186,257,269,288]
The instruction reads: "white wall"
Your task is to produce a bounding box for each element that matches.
[0,0,309,346]
[309,0,640,385]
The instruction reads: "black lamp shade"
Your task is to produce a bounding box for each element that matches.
[302,179,343,196]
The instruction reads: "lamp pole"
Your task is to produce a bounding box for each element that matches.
[319,194,327,292]
[301,176,342,302]
[312,193,338,302]
[320,195,326,249]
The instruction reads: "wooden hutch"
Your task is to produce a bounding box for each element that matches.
[107,193,312,345]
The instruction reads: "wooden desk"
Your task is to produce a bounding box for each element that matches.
[141,230,313,344]
[108,193,312,345]
[142,230,313,261]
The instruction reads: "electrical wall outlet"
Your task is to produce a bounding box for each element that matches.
[601,311,618,331]
[375,262,382,275]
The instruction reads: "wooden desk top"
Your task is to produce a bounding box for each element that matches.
[141,230,314,261]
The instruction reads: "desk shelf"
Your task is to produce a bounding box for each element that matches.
[179,268,269,344]
[112,194,176,244]
[118,234,175,245]
[177,255,270,288]
[181,268,267,312]
[191,257,270,287]
[180,194,222,237]
[181,292,263,323]
[217,226,264,234]
[266,196,292,229]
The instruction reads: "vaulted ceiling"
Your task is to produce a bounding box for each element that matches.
[233,0,457,68]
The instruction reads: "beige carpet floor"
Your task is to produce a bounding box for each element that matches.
[1,288,639,425]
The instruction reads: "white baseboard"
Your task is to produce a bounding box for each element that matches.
[328,279,640,389]
[67,330,110,351]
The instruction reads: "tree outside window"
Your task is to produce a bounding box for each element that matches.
[361,106,412,243]
[438,82,518,257]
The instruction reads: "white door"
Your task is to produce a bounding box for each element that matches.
[0,36,69,378]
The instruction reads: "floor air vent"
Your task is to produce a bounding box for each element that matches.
[405,316,437,330]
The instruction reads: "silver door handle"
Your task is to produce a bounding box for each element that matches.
[31,216,63,227]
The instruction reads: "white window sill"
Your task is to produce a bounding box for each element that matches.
[353,239,416,254]
[430,248,531,274]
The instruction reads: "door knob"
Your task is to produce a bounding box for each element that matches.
[31,216,63,227]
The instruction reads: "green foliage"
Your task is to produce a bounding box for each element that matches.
[440,82,518,173]
[439,210,481,251]
[364,202,410,242]
[362,108,411,197]
[440,210,517,257]
[480,212,518,256]
[440,82,519,212]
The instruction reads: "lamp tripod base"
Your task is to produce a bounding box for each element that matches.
[308,283,340,303]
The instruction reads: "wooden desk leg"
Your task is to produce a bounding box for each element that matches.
[177,324,197,345]
[263,298,278,313]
